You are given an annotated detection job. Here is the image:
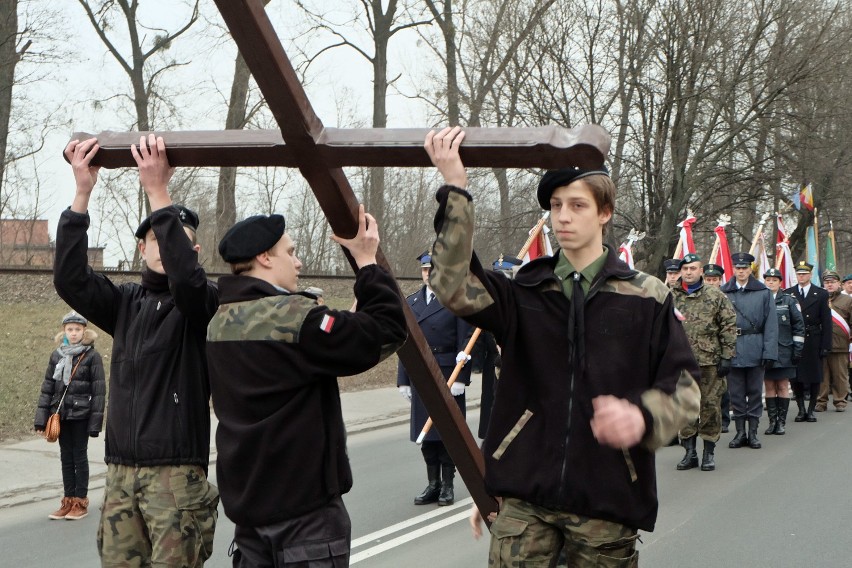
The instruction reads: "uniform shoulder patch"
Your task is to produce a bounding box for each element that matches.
[207,294,316,343]
[319,313,336,333]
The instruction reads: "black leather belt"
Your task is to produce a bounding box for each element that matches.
[430,346,454,353]
[736,328,762,336]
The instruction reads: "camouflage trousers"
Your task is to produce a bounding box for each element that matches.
[679,366,726,443]
[488,498,638,567]
[97,463,219,567]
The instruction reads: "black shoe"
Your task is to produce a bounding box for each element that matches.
[438,465,455,506]
[775,398,789,435]
[414,465,441,505]
[806,398,818,422]
[794,398,806,422]
[721,424,729,433]
[729,419,747,448]
[676,436,699,471]
[764,398,777,435]
[700,441,716,471]
[747,418,761,449]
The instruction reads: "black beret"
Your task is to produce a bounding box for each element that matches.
[135,205,200,239]
[218,214,286,263]
[536,165,609,210]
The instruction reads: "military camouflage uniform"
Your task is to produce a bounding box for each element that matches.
[672,279,737,442]
[429,185,700,567]
[98,464,219,566]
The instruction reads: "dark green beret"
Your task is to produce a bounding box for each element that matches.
[218,214,285,263]
[679,253,701,267]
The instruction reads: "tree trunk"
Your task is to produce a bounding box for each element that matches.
[0,0,21,201]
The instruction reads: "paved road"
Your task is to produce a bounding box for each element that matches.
[3,408,852,566]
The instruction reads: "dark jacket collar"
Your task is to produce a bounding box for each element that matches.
[217,274,296,304]
[721,275,766,293]
[514,245,637,287]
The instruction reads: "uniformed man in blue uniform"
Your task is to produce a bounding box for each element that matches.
[664,258,681,288]
[398,251,474,506]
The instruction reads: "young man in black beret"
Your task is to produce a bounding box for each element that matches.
[56,135,219,566]
[207,205,407,566]
[424,126,700,566]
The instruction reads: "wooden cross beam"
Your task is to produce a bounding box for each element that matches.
[68,0,610,522]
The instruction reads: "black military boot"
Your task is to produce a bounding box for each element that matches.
[700,440,716,471]
[729,418,747,448]
[764,397,777,435]
[676,436,699,470]
[806,397,818,422]
[775,398,789,435]
[438,465,455,506]
[414,465,441,505]
[747,418,761,448]
[794,397,806,422]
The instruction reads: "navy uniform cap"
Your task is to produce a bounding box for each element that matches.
[703,263,724,277]
[417,250,432,268]
[731,252,755,268]
[663,258,681,272]
[679,253,701,267]
[493,254,522,272]
[795,260,813,273]
[135,204,199,239]
[843,274,852,283]
[822,270,840,281]
[537,165,609,210]
[763,267,783,279]
[218,214,285,263]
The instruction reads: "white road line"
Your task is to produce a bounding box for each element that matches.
[351,497,473,548]
[350,509,471,564]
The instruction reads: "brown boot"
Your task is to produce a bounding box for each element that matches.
[48,497,74,520]
[65,497,89,521]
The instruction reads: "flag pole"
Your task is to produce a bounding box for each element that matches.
[748,213,771,256]
[416,212,551,444]
[814,208,820,272]
[709,233,721,264]
[830,219,839,268]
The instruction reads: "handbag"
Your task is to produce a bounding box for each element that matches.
[44,352,86,443]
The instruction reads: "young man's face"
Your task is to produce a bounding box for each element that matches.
[138,227,199,274]
[665,272,680,287]
[63,323,86,345]
[796,272,812,286]
[549,180,611,256]
[844,280,852,294]
[824,278,840,293]
[705,275,722,287]
[267,232,302,291]
[764,276,781,293]
[734,266,751,283]
[680,262,702,285]
[421,266,430,287]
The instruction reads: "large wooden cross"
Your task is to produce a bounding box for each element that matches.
[69,0,610,521]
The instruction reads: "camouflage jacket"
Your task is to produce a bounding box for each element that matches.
[429,185,700,532]
[671,279,737,366]
[206,266,407,526]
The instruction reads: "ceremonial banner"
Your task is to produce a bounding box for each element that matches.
[712,224,733,284]
[825,222,837,271]
[618,242,635,269]
[807,226,821,286]
[800,183,815,211]
[756,235,772,282]
[775,214,797,288]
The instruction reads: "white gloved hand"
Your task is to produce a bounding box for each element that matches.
[450,382,466,396]
[398,385,412,401]
[456,351,472,365]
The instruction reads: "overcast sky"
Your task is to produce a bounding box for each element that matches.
[19,1,433,263]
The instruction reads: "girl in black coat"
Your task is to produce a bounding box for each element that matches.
[34,311,105,520]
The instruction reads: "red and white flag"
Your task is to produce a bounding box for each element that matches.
[677,213,697,259]
[712,224,733,284]
[618,242,635,269]
[522,225,554,264]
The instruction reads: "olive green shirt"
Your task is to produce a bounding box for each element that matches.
[553,247,608,300]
